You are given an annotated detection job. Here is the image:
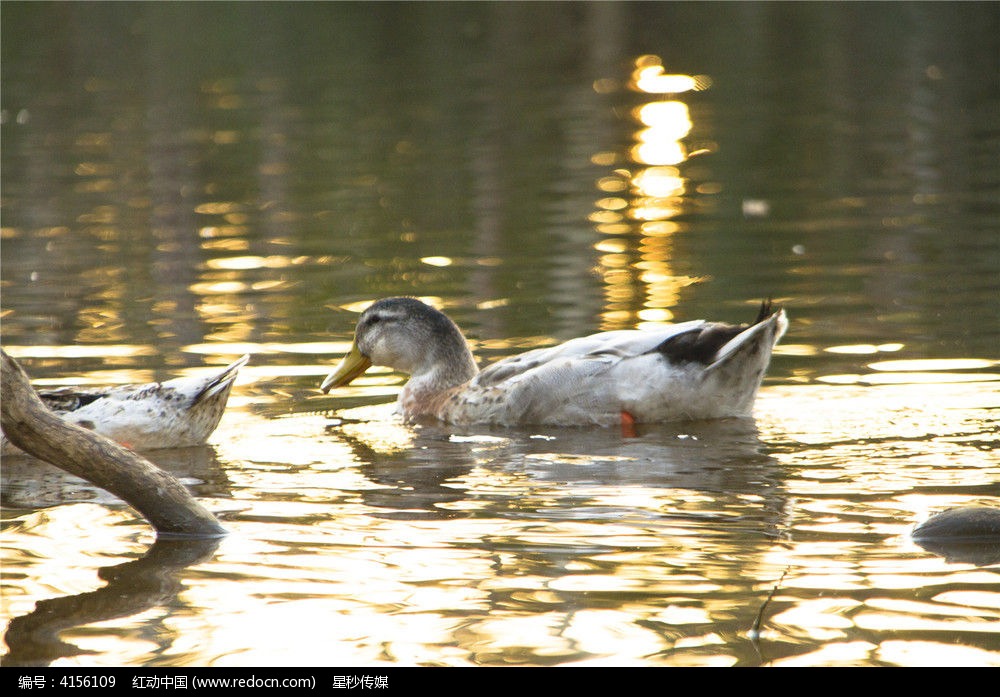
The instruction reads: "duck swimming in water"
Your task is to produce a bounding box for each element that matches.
[2,354,250,454]
[320,298,787,426]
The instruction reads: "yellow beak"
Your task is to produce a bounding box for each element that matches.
[320,341,372,393]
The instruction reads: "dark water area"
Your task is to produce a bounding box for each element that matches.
[2,2,998,667]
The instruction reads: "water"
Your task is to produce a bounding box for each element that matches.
[1,3,998,667]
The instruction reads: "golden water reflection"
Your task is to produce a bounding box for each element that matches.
[592,55,714,330]
[3,372,998,666]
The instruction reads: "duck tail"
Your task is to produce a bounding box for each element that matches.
[653,299,786,368]
[192,354,250,404]
[754,297,777,325]
[710,300,787,369]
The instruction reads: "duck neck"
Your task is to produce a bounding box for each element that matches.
[413,337,478,392]
[401,344,476,419]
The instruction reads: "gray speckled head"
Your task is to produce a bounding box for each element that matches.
[354,297,477,386]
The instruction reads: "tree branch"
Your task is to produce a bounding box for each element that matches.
[1,349,226,538]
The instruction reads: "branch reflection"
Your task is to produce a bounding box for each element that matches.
[3,537,221,667]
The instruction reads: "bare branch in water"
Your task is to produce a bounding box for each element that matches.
[1,349,226,538]
[750,567,789,641]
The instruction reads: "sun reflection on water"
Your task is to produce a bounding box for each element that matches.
[591,55,715,331]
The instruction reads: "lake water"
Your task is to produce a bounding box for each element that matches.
[1,3,998,668]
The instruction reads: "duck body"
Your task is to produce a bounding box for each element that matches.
[321,298,787,427]
[2,354,249,454]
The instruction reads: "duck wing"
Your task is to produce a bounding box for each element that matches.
[38,387,116,415]
[473,321,708,388]
[458,303,785,425]
[36,354,250,414]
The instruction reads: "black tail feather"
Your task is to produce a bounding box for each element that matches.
[654,299,778,366]
[754,298,778,325]
[192,354,250,404]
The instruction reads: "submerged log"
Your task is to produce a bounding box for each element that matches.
[1,349,226,538]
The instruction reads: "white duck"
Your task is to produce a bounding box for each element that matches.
[2,354,249,454]
[320,298,787,426]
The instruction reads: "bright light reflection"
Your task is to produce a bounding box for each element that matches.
[877,641,1000,667]
[596,196,629,211]
[594,239,628,254]
[184,341,353,355]
[563,609,665,657]
[634,66,699,94]
[636,101,691,133]
[640,220,681,236]
[826,343,905,355]
[205,255,303,270]
[818,372,1000,385]
[338,296,444,314]
[630,56,710,95]
[854,612,998,634]
[2,344,156,359]
[651,606,713,625]
[771,598,860,631]
[189,281,249,295]
[933,591,1000,610]
[772,642,877,667]
[869,358,997,372]
[632,167,684,197]
[631,140,686,166]
[637,308,674,323]
[28,370,163,387]
[590,55,714,331]
[864,597,1000,619]
[420,256,453,267]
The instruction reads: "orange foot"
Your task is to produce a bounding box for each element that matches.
[620,410,637,438]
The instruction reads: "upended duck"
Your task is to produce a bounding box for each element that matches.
[2,354,249,455]
[320,297,787,426]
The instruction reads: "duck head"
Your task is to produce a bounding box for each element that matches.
[320,297,478,393]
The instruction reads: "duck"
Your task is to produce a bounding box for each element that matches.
[2,354,250,454]
[320,297,787,426]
